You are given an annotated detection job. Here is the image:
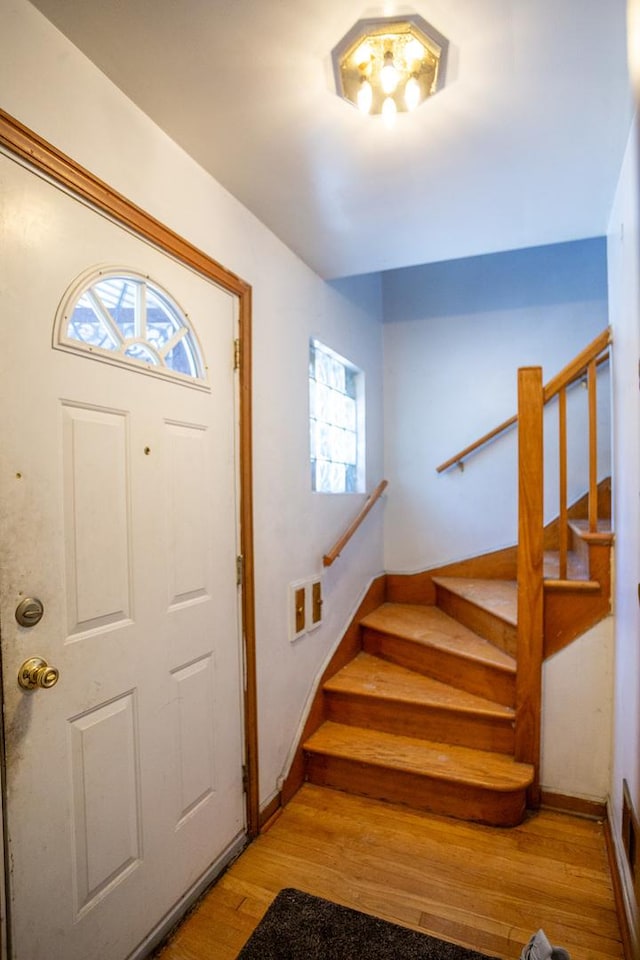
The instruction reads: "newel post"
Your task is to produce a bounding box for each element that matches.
[516,366,544,806]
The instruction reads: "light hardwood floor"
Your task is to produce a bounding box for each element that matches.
[154,784,623,960]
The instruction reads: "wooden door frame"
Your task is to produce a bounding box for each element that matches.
[0,110,259,840]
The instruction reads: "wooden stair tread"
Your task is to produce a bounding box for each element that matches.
[325,652,514,719]
[569,519,614,544]
[431,578,518,627]
[304,722,534,791]
[361,603,515,672]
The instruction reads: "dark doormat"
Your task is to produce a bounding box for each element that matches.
[236,888,501,959]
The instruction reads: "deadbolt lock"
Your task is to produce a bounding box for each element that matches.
[15,597,44,628]
[18,657,59,691]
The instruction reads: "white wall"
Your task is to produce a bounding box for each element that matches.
[252,273,384,800]
[0,0,385,805]
[541,618,614,800]
[608,114,640,851]
[382,239,610,573]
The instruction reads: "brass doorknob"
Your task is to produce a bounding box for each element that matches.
[18,657,59,690]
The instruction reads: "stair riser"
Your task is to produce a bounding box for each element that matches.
[305,753,527,827]
[325,692,515,754]
[435,587,517,657]
[586,541,612,587]
[569,527,590,567]
[362,628,515,708]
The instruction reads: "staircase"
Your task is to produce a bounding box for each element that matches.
[303,580,532,828]
[299,495,612,827]
[293,331,614,828]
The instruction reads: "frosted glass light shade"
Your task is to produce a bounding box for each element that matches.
[332,15,448,118]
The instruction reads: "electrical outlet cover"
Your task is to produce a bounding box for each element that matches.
[308,578,323,630]
[288,580,308,642]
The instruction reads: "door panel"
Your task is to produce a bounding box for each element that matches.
[166,421,210,605]
[0,153,245,959]
[69,693,141,916]
[63,403,132,632]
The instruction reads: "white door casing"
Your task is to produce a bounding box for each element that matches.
[0,152,247,959]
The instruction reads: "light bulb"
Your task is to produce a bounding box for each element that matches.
[382,96,397,126]
[404,38,424,66]
[404,75,421,111]
[357,78,373,114]
[354,41,373,67]
[380,51,399,94]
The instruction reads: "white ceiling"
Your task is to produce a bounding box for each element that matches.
[29,0,633,279]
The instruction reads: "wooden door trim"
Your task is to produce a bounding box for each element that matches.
[0,108,259,837]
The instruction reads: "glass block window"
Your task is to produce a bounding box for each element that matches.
[55,269,206,385]
[309,339,364,493]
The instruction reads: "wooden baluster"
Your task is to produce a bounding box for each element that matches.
[588,359,598,533]
[516,367,544,806]
[558,387,568,580]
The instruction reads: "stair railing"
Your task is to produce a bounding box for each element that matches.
[541,329,611,577]
[323,480,388,567]
[516,328,611,798]
[436,329,611,800]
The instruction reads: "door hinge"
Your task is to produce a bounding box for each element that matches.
[233,338,241,371]
[236,554,244,587]
[242,763,248,793]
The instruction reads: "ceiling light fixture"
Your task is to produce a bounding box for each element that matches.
[332,15,448,119]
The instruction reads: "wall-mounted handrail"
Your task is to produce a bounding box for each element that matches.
[435,329,611,474]
[322,480,388,567]
[436,415,518,474]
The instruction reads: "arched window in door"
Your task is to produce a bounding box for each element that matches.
[55,268,207,385]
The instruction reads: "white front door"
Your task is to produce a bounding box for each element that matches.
[0,153,246,959]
